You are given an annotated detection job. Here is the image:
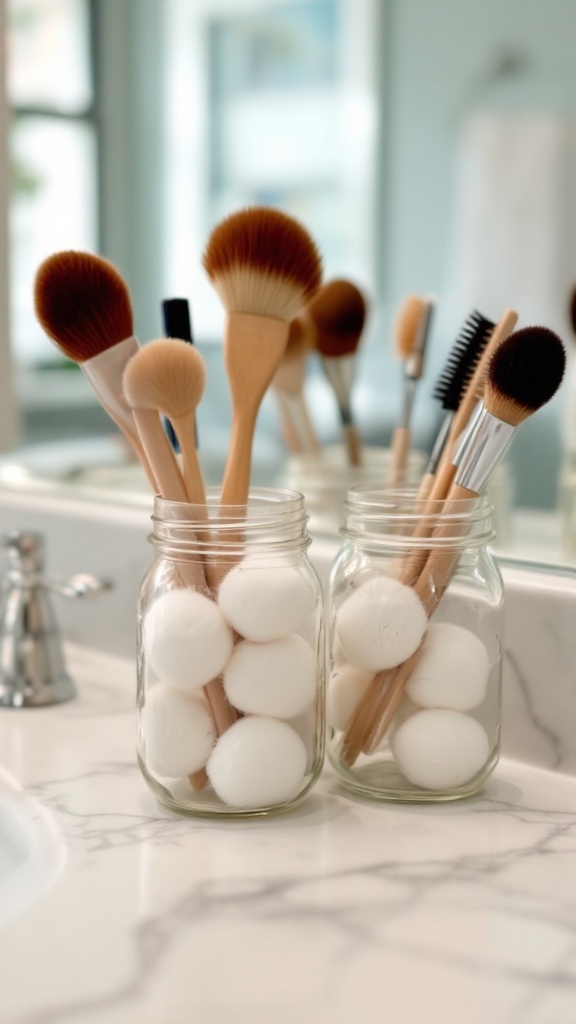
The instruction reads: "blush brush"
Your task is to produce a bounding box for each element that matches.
[307,278,367,467]
[342,324,567,764]
[202,205,322,508]
[33,250,157,490]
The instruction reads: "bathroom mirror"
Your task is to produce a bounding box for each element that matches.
[0,0,575,568]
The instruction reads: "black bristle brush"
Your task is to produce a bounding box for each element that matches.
[422,310,495,493]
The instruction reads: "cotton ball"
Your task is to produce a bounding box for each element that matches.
[336,575,427,672]
[223,634,317,719]
[143,588,233,690]
[141,684,216,777]
[391,709,490,790]
[327,662,373,732]
[405,623,490,711]
[218,556,317,642]
[206,716,307,809]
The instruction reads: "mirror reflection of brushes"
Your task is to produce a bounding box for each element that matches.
[306,279,367,467]
[388,294,434,485]
[270,315,320,455]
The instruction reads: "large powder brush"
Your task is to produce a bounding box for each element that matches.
[203,206,322,506]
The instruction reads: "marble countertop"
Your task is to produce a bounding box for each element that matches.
[1,646,575,1024]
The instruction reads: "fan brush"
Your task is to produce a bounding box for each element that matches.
[202,205,322,507]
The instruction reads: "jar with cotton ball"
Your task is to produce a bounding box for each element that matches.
[137,488,325,817]
[326,487,504,802]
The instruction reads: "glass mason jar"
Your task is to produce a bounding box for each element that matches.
[327,488,504,802]
[137,488,325,818]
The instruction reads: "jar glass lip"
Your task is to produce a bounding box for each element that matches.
[342,486,495,548]
[153,487,306,522]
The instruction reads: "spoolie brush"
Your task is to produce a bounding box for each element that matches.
[388,294,434,484]
[33,250,156,490]
[342,324,566,765]
[202,206,322,507]
[306,278,367,467]
[422,309,495,493]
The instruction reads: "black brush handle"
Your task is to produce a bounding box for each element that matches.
[161,298,198,452]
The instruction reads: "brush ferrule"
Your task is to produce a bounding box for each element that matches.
[454,407,516,494]
[321,354,356,420]
[405,300,434,380]
[425,411,453,475]
[83,336,140,429]
[451,399,484,468]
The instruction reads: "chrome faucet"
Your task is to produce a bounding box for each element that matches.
[0,531,112,708]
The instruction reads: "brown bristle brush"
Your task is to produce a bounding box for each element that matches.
[388,294,434,484]
[202,206,322,507]
[342,324,567,765]
[270,314,320,455]
[33,250,156,490]
[306,278,367,467]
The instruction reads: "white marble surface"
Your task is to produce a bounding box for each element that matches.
[0,645,576,1024]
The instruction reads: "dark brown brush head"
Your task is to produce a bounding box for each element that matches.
[433,310,495,411]
[307,279,366,357]
[34,250,134,363]
[485,325,566,425]
[202,206,322,321]
[570,285,576,338]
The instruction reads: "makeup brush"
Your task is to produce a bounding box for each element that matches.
[123,345,238,739]
[162,298,196,454]
[202,206,322,507]
[342,324,566,764]
[121,338,207,513]
[33,250,156,490]
[421,309,496,496]
[270,314,320,455]
[307,278,366,467]
[388,295,434,485]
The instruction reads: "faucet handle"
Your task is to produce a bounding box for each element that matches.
[0,531,113,708]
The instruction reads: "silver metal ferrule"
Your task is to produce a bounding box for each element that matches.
[454,406,516,494]
[321,354,356,423]
[452,399,485,468]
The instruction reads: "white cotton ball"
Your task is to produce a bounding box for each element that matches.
[405,622,490,711]
[206,716,307,809]
[391,709,490,790]
[141,684,216,777]
[327,662,373,732]
[142,588,234,691]
[336,575,427,672]
[217,556,317,642]
[223,634,317,719]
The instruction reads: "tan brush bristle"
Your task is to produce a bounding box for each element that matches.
[393,295,427,360]
[308,279,366,357]
[34,250,134,361]
[120,338,206,418]
[484,325,566,426]
[202,206,322,321]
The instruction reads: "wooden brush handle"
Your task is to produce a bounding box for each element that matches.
[276,391,320,455]
[388,426,411,484]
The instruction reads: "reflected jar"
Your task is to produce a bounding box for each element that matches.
[327,489,504,802]
[137,488,325,817]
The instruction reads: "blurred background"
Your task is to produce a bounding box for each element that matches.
[1,0,576,538]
